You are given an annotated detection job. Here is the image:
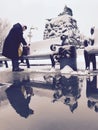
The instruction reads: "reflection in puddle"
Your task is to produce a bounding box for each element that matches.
[86,75,98,113]
[44,74,83,113]
[5,76,34,118]
[1,73,98,130]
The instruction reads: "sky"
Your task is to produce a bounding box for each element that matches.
[0,0,98,42]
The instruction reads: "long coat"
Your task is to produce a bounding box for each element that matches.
[2,23,27,59]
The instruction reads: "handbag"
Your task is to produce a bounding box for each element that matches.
[22,46,30,56]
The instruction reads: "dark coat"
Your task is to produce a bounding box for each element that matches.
[2,23,27,59]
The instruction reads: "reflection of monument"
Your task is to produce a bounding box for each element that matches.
[45,74,82,113]
[86,75,98,112]
[5,78,34,118]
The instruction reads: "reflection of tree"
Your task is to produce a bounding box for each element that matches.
[5,77,34,118]
[44,74,82,113]
[86,75,98,112]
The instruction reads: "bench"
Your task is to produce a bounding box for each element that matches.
[0,45,77,70]
[0,53,51,68]
[22,54,51,68]
[50,44,77,70]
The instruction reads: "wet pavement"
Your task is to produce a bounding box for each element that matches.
[0,67,98,130]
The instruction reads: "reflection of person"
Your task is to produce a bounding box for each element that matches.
[5,80,34,118]
[2,23,28,72]
[86,75,98,112]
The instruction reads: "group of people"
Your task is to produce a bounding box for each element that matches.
[1,22,98,72]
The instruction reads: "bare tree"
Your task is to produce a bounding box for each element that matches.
[0,18,11,51]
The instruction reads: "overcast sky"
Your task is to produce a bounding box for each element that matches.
[0,0,98,41]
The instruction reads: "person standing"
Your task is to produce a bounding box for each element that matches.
[2,23,28,71]
[84,27,96,71]
[84,39,90,70]
[89,27,96,70]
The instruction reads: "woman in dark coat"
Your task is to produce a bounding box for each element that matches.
[2,23,27,71]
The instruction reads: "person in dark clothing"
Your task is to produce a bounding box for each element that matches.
[2,23,28,72]
[90,27,94,45]
[84,39,96,70]
[60,34,68,46]
[84,39,90,70]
